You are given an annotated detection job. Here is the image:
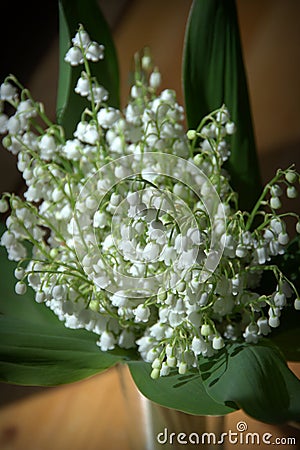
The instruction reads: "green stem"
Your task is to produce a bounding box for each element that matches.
[245,170,283,231]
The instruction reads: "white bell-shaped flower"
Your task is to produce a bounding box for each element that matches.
[133,304,150,322]
[86,42,104,61]
[75,76,90,97]
[64,47,84,66]
[72,30,91,48]
[98,331,116,351]
[0,81,17,100]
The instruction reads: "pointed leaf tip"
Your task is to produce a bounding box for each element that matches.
[183,0,261,210]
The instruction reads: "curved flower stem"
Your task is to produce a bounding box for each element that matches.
[245,170,283,231]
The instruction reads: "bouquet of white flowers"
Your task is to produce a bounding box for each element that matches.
[0,0,299,425]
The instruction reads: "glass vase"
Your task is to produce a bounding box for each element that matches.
[118,364,225,450]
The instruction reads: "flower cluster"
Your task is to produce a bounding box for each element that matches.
[1,27,299,379]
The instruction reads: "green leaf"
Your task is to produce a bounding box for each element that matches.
[201,341,300,423]
[183,0,261,210]
[0,317,121,386]
[57,0,120,138]
[128,360,236,416]
[129,341,300,422]
[0,223,123,386]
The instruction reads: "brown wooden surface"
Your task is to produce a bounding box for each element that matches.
[0,364,299,450]
[1,1,300,449]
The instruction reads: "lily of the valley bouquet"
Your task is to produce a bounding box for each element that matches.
[0,0,299,424]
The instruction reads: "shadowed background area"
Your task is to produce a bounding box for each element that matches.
[0,1,299,449]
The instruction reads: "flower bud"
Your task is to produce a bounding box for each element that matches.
[212,336,225,350]
[14,267,25,280]
[149,71,161,89]
[150,368,160,379]
[15,281,27,295]
[178,362,187,375]
[0,198,9,213]
[142,55,152,70]
[160,362,170,377]
[187,129,197,140]
[225,121,236,135]
[270,196,281,210]
[110,193,121,206]
[35,291,46,303]
[278,232,289,245]
[151,358,161,369]
[285,171,297,183]
[157,288,167,302]
[166,356,177,367]
[294,299,300,310]
[201,324,212,337]
[270,184,282,197]
[286,186,298,198]
[268,316,280,328]
[273,292,286,307]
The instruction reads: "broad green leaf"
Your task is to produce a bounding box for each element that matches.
[129,342,300,422]
[57,0,120,138]
[183,0,261,210]
[0,223,124,386]
[0,317,121,386]
[128,360,236,416]
[200,341,300,423]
